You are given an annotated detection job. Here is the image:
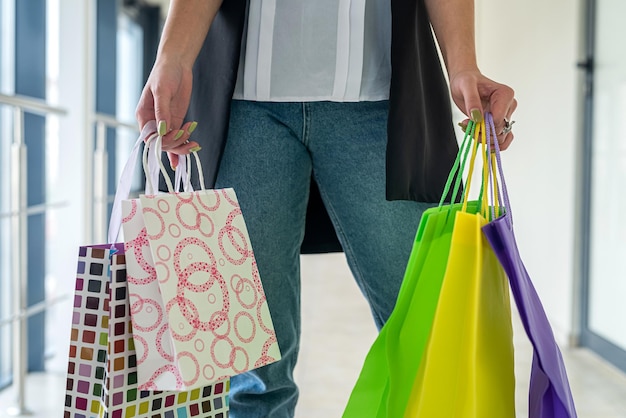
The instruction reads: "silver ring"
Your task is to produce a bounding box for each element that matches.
[501,119,515,135]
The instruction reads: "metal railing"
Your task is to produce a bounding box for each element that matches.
[0,92,67,417]
[0,94,139,416]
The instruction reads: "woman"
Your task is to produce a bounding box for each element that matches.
[136,0,517,416]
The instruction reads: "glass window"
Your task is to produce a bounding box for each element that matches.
[115,11,144,193]
[42,0,68,374]
[588,0,626,353]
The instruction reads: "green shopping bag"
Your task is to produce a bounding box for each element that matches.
[341,207,451,416]
[343,125,482,418]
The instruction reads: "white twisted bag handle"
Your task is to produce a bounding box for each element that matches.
[107,121,205,244]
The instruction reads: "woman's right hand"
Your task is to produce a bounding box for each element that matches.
[135,59,200,169]
[135,0,224,168]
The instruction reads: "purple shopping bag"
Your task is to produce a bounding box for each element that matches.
[481,113,577,418]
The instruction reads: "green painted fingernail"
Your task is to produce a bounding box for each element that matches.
[189,145,202,153]
[187,121,198,135]
[174,130,184,140]
[470,109,483,123]
[158,120,167,136]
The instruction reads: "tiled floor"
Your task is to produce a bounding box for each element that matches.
[2,253,626,417]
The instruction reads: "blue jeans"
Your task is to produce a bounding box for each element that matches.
[214,100,430,417]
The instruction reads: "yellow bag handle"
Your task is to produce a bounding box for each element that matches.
[458,117,505,220]
[462,119,503,220]
[461,125,480,214]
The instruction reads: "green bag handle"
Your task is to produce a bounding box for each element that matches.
[437,121,486,211]
[462,120,492,219]
[438,122,473,207]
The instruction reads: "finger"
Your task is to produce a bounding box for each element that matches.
[505,99,518,121]
[458,116,509,147]
[135,89,157,130]
[463,87,484,123]
[167,140,201,156]
[161,129,186,151]
[493,99,517,144]
[161,121,198,151]
[490,90,516,134]
[457,118,485,138]
[167,152,179,170]
[498,132,514,151]
[153,84,174,137]
[457,118,470,134]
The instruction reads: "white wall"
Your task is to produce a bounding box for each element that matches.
[474,0,582,344]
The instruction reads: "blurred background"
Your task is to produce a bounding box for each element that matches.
[0,0,625,416]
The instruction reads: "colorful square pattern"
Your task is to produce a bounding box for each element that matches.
[64,244,229,417]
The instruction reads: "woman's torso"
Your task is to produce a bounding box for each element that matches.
[232,0,392,102]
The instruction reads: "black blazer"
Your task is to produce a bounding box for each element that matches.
[185,0,458,254]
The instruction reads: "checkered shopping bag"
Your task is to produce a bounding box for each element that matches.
[63,243,229,418]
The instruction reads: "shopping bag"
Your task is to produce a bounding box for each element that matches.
[63,243,229,418]
[343,127,488,417]
[341,207,453,417]
[401,122,515,417]
[119,138,201,391]
[404,211,515,417]
[481,113,578,418]
[120,131,280,391]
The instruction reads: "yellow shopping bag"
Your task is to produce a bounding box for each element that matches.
[404,121,515,417]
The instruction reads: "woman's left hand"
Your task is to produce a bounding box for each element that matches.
[449,69,518,150]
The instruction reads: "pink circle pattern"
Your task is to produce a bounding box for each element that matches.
[218,208,254,266]
[197,190,221,212]
[129,295,163,332]
[156,323,174,362]
[143,207,166,240]
[124,227,156,285]
[140,364,184,391]
[168,223,182,238]
[121,199,138,224]
[130,190,281,388]
[176,351,201,387]
[156,244,172,262]
[234,311,256,343]
[131,333,149,364]
[157,198,170,213]
[154,261,171,283]
[231,274,257,309]
[124,201,175,386]
[203,364,216,381]
[173,237,231,333]
[175,199,218,239]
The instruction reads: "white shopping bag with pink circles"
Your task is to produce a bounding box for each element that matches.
[119,132,281,391]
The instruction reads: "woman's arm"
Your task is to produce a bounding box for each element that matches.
[136,0,223,164]
[425,0,517,148]
[424,0,478,83]
[156,0,222,71]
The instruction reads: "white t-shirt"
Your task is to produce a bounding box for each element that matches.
[232,0,392,102]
